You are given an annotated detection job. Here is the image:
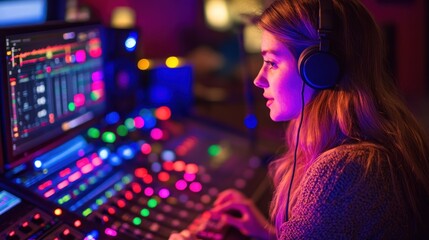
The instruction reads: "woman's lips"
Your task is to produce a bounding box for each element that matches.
[266,99,274,107]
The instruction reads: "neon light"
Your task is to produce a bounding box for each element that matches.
[154,106,171,120]
[134,168,148,178]
[140,208,150,217]
[147,198,158,208]
[76,157,90,168]
[175,179,187,191]
[208,145,222,156]
[81,163,94,174]
[124,118,135,130]
[74,93,86,107]
[34,160,42,168]
[75,50,86,63]
[158,172,170,182]
[54,208,63,216]
[38,180,52,191]
[44,189,55,198]
[92,70,103,82]
[102,132,116,143]
[68,172,82,182]
[57,180,70,189]
[91,156,102,166]
[59,168,72,178]
[124,191,133,200]
[143,175,153,184]
[140,143,152,155]
[185,163,199,174]
[117,199,126,208]
[82,208,92,217]
[144,187,154,197]
[105,228,117,237]
[134,116,144,128]
[161,150,175,161]
[150,128,163,140]
[74,220,82,228]
[131,182,142,194]
[158,188,170,198]
[98,148,110,159]
[173,160,186,172]
[189,182,202,193]
[162,161,174,171]
[116,125,128,136]
[132,217,142,226]
[184,173,196,182]
[165,56,179,68]
[151,162,161,173]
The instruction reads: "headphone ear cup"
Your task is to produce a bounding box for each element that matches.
[298,45,340,90]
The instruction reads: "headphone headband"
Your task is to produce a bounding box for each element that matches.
[297,0,340,90]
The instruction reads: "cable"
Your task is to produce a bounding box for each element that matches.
[285,80,306,222]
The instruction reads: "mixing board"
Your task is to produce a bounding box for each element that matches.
[1,106,270,239]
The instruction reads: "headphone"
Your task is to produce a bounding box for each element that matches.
[298,0,340,90]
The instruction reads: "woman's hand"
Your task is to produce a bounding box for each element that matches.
[209,189,276,240]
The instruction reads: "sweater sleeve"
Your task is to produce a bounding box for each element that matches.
[278,146,409,239]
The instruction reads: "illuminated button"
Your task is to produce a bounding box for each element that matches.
[6,231,19,240]
[32,213,44,225]
[19,221,32,233]
[60,228,75,240]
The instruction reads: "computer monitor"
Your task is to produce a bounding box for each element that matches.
[0,22,107,170]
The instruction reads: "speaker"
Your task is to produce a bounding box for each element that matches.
[103,27,140,113]
[298,0,340,90]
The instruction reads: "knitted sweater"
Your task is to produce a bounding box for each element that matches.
[279,143,419,240]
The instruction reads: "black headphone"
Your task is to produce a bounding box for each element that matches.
[298,0,340,90]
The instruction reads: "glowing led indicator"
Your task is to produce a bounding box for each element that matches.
[154,106,171,120]
[102,132,116,143]
[105,228,117,237]
[150,128,163,140]
[158,188,170,198]
[158,172,170,182]
[140,143,152,155]
[105,112,120,125]
[208,145,221,156]
[244,113,258,129]
[161,150,175,161]
[124,118,135,130]
[175,179,187,191]
[54,208,63,216]
[140,208,150,217]
[34,160,42,168]
[87,128,100,139]
[68,102,76,111]
[147,198,158,208]
[132,217,142,225]
[189,182,202,193]
[134,116,144,128]
[144,187,154,197]
[165,56,180,68]
[116,125,128,136]
[137,58,151,70]
[98,148,110,159]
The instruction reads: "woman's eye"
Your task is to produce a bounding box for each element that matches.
[264,60,276,69]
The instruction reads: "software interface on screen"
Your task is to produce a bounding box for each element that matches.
[2,24,106,164]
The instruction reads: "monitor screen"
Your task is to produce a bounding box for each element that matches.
[0,0,47,27]
[0,22,106,169]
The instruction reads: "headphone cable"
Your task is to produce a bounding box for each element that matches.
[285,80,306,222]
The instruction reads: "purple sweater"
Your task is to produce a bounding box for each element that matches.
[279,144,417,239]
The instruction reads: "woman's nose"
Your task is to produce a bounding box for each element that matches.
[253,70,268,88]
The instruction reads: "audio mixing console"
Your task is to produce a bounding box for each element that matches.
[1,107,270,239]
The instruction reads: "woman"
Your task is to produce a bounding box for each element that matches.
[170,0,429,239]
